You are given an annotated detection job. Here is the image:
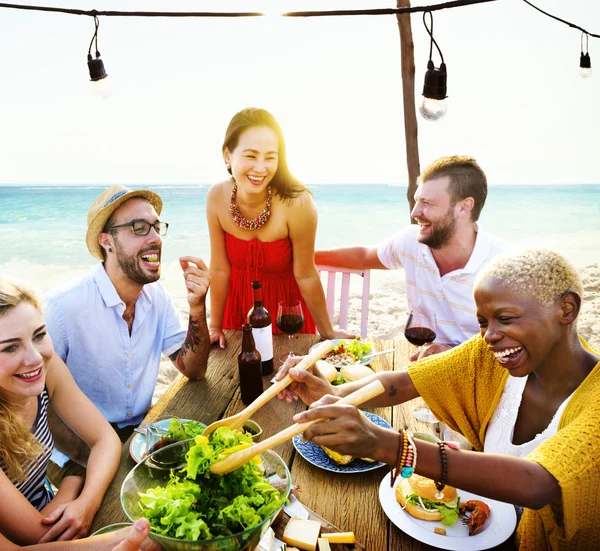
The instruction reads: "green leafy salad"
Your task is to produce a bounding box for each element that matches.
[163,418,206,441]
[138,427,285,541]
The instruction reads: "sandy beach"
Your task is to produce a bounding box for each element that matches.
[153,262,600,404]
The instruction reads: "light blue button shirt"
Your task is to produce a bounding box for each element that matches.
[46,264,186,427]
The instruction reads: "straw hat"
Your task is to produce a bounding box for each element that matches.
[86,185,163,260]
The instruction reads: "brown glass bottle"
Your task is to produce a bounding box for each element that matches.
[247,281,274,375]
[238,324,264,405]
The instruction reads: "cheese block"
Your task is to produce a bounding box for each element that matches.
[282,518,322,551]
[320,532,356,544]
[318,538,332,551]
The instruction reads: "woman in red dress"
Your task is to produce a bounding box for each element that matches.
[206,107,355,348]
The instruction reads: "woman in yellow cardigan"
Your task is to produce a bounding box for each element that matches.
[279,249,600,551]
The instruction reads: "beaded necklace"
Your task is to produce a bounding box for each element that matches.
[229,181,273,231]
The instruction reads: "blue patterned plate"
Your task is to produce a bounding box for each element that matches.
[293,411,391,473]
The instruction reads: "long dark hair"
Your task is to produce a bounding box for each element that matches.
[222,107,309,200]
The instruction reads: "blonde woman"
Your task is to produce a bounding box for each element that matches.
[279,249,600,550]
[0,279,121,545]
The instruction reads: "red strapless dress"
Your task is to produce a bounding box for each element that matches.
[223,233,317,334]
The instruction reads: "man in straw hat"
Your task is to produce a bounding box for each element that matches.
[44,185,211,481]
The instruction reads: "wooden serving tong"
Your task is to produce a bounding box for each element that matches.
[210,379,385,475]
[202,340,335,437]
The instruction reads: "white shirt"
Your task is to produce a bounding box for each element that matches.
[377,225,510,345]
[484,375,574,458]
[45,264,186,427]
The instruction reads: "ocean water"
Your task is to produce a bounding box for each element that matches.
[1,184,599,278]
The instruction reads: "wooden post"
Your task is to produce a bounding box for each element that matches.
[396,0,420,222]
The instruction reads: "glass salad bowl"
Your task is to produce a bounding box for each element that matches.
[121,439,291,551]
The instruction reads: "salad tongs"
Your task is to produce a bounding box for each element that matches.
[210,379,385,475]
[202,340,335,437]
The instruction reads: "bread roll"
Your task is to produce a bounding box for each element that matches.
[315,360,338,383]
[340,364,374,382]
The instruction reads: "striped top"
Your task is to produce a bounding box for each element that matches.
[0,388,54,511]
[377,224,510,345]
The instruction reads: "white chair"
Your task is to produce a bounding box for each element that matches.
[316,265,371,337]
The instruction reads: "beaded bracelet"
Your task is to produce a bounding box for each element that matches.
[401,432,417,479]
[435,441,448,499]
[390,430,407,488]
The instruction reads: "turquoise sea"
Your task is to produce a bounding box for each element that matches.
[1,184,599,276]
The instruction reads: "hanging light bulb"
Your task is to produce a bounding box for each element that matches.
[420,60,447,122]
[86,15,112,99]
[580,53,592,78]
[419,11,448,122]
[88,52,112,99]
[580,32,592,78]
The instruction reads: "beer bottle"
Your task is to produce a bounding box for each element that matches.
[238,324,263,405]
[247,280,274,375]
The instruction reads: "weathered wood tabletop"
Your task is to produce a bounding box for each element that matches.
[90,332,516,550]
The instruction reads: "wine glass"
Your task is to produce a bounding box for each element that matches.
[276,300,305,363]
[404,309,438,424]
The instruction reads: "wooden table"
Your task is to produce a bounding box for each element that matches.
[90,333,515,550]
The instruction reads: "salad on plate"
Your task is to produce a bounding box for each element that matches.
[319,339,373,367]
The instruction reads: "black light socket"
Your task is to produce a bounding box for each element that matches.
[87,53,108,81]
[580,52,591,69]
[422,60,447,100]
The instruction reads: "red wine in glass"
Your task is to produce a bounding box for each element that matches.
[404,309,437,346]
[276,300,304,363]
[404,309,438,424]
[405,327,437,347]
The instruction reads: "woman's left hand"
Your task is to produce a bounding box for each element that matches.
[292,396,388,461]
[326,329,361,340]
[38,498,95,542]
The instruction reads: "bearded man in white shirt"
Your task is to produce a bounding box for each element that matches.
[315,156,509,360]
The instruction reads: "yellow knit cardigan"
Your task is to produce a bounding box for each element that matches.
[407,334,600,551]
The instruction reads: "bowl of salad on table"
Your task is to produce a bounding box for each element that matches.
[121,426,291,551]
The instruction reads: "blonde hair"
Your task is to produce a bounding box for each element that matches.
[0,280,45,482]
[475,249,583,309]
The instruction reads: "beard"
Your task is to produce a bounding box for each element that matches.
[416,208,457,250]
[113,237,161,285]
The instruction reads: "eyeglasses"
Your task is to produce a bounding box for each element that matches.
[107,219,169,237]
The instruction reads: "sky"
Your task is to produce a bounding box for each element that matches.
[0,0,598,186]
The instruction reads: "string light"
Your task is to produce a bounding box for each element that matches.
[87,15,112,99]
[580,32,592,78]
[420,11,447,122]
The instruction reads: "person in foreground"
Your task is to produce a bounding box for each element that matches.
[2,518,159,550]
[279,249,600,550]
[206,107,355,348]
[45,185,211,480]
[315,155,509,360]
[0,279,121,545]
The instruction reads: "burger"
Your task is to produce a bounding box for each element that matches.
[395,474,460,526]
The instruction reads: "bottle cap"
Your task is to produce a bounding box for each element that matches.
[251,281,262,289]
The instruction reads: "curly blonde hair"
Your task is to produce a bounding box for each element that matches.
[475,249,583,309]
[0,279,46,483]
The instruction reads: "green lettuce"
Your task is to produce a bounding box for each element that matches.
[164,418,206,441]
[341,339,373,361]
[406,494,461,526]
[138,427,284,541]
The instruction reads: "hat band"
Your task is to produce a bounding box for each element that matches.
[103,190,129,208]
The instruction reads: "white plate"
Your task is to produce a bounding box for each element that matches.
[309,339,374,368]
[129,418,204,463]
[293,411,390,473]
[379,472,517,550]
